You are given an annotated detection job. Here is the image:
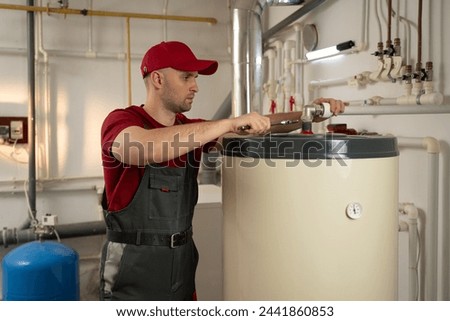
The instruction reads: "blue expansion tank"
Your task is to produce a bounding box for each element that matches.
[2,240,79,300]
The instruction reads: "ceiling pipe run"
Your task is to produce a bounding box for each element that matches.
[231,0,326,117]
[0,3,217,24]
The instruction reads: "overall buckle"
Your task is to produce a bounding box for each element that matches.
[170,231,184,249]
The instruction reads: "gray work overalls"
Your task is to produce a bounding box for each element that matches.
[99,151,199,300]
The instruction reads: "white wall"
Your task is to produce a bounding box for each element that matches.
[0,0,231,226]
[0,0,230,300]
[0,0,449,301]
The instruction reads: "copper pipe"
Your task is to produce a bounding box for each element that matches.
[126,17,132,106]
[417,0,423,65]
[0,3,217,24]
[387,0,392,43]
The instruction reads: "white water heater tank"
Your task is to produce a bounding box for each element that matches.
[222,134,399,300]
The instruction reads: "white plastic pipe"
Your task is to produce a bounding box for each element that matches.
[293,23,304,109]
[399,203,420,301]
[397,136,440,301]
[309,77,350,90]
[343,105,450,115]
[283,40,295,111]
[37,0,51,179]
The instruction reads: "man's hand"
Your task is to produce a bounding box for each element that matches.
[313,97,346,115]
[230,112,271,135]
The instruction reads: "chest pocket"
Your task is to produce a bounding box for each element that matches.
[148,173,182,219]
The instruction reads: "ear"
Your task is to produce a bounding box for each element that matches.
[149,71,163,88]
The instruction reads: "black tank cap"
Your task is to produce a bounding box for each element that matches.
[221,133,399,160]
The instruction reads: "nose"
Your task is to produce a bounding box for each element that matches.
[190,79,199,93]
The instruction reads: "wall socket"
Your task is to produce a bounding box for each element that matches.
[0,117,28,144]
[10,120,24,140]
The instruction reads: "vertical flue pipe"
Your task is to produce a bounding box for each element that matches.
[231,0,305,117]
[27,0,37,222]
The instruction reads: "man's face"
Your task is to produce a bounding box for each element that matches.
[159,68,199,114]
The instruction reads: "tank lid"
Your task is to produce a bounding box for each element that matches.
[222,134,399,159]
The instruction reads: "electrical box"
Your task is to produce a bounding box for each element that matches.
[0,117,28,144]
[42,213,58,226]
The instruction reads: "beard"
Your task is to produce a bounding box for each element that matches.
[161,84,193,114]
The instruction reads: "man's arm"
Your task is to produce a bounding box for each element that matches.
[111,112,271,165]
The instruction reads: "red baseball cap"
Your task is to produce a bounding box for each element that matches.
[140,41,218,78]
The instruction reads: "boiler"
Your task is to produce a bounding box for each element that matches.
[222,133,399,300]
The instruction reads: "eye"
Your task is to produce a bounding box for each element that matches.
[182,72,198,81]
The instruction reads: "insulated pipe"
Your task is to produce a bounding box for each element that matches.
[27,0,37,223]
[397,136,440,301]
[0,3,217,24]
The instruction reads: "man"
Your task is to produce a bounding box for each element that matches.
[100,41,345,300]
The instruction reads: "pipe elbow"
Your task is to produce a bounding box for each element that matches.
[422,137,440,154]
[419,92,444,105]
[402,203,419,220]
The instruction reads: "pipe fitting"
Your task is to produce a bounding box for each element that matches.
[400,203,419,220]
[398,220,409,232]
[422,136,440,154]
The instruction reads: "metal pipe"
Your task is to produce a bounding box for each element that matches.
[0,3,217,24]
[1,221,106,247]
[232,6,263,116]
[27,0,37,222]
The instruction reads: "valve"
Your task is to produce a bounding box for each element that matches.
[402,64,413,83]
[412,62,427,82]
[289,96,295,112]
[301,103,332,135]
[34,213,60,241]
[371,42,384,58]
[383,40,395,57]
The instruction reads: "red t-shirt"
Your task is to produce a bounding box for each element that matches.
[101,105,215,211]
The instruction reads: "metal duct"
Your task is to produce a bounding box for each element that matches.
[231,0,306,117]
[231,0,328,117]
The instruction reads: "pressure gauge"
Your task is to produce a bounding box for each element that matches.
[346,202,363,219]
